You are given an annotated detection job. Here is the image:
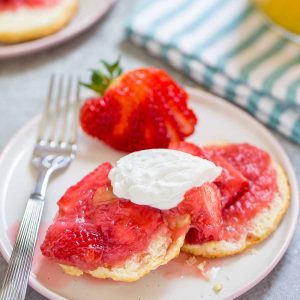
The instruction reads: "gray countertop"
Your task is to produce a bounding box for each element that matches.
[0,1,299,299]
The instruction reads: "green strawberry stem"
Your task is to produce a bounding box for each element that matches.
[81,57,123,95]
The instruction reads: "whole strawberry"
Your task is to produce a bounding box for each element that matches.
[80,58,197,152]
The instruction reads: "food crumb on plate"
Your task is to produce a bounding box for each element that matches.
[250,248,259,255]
[185,256,197,266]
[213,283,223,293]
[197,261,207,272]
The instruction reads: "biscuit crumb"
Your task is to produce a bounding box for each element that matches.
[197,261,207,272]
[250,248,258,255]
[213,283,223,293]
[185,256,197,266]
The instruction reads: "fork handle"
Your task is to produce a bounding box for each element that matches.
[0,194,44,300]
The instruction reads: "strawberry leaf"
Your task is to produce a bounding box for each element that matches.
[81,57,123,96]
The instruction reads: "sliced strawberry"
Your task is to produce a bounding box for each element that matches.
[205,144,276,225]
[58,162,113,218]
[166,99,196,136]
[168,141,249,209]
[41,162,188,270]
[40,221,105,270]
[203,144,271,182]
[153,86,184,142]
[178,183,223,244]
[154,69,197,135]
[164,122,182,142]
[80,97,121,141]
[169,142,249,208]
[92,199,167,266]
[127,99,170,151]
[206,155,249,209]
[42,198,174,270]
[168,141,205,157]
[80,60,197,152]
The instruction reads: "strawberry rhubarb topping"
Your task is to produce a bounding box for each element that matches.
[169,142,278,243]
[0,0,59,11]
[41,142,278,270]
[204,144,277,241]
[41,163,190,270]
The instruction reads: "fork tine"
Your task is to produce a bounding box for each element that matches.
[58,76,72,146]
[37,75,54,144]
[49,75,64,145]
[69,77,80,148]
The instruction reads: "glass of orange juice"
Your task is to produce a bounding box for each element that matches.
[253,0,300,41]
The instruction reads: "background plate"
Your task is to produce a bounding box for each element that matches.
[0,88,298,300]
[0,0,115,59]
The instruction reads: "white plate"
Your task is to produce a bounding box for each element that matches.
[0,0,115,59]
[0,88,298,300]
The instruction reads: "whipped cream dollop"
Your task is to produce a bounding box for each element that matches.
[108,149,222,210]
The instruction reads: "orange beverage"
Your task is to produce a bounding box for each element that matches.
[254,0,300,35]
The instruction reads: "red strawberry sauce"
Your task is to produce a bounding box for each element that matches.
[41,202,171,270]
[41,143,278,271]
[203,144,278,241]
[41,163,189,271]
[0,0,59,11]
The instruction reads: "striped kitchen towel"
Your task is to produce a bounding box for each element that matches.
[126,0,300,144]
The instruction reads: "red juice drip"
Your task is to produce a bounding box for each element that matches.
[158,253,222,280]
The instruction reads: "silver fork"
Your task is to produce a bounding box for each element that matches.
[0,75,81,300]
